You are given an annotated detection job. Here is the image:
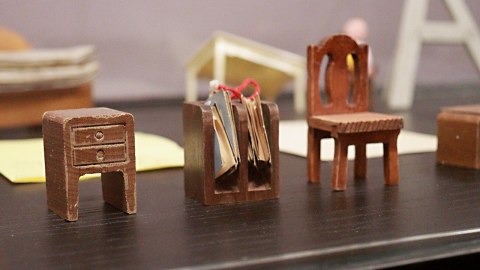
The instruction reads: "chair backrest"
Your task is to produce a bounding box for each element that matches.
[307,35,369,117]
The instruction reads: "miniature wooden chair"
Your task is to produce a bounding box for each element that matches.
[307,35,403,191]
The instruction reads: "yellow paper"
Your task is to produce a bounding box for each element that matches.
[0,132,184,183]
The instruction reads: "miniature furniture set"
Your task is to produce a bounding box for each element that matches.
[2,16,478,268]
[40,34,407,220]
[437,104,480,169]
[43,107,136,221]
[183,100,279,205]
[306,35,404,191]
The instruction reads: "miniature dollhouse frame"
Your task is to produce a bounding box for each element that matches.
[185,31,306,113]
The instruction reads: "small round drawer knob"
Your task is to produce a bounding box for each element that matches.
[95,131,104,141]
[96,150,105,161]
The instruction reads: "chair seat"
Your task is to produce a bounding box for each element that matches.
[308,112,403,133]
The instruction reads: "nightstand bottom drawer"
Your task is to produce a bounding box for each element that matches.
[73,144,126,166]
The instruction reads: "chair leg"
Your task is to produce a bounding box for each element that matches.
[354,144,367,179]
[383,132,400,185]
[332,137,348,191]
[307,127,321,183]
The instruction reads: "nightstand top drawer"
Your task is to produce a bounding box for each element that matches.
[72,124,125,146]
[73,144,126,166]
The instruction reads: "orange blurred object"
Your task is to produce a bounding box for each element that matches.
[0,26,31,51]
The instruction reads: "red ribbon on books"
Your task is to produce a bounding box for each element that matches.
[217,78,261,101]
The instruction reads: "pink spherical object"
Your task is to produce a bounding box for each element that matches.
[343,18,369,41]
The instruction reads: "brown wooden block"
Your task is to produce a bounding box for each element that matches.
[183,101,279,205]
[43,107,136,221]
[437,104,480,169]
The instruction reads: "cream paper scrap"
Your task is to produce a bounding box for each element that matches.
[279,120,437,159]
[0,132,184,183]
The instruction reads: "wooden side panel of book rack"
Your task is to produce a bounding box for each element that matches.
[183,101,279,205]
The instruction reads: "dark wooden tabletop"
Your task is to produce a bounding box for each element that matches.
[2,92,480,269]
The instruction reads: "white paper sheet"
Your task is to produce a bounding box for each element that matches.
[279,120,437,159]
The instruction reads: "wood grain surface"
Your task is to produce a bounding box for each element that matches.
[308,112,403,133]
[1,95,480,269]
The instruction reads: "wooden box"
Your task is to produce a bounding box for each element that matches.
[183,101,279,205]
[437,104,480,169]
[43,107,136,221]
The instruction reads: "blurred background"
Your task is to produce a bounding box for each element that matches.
[2,0,479,102]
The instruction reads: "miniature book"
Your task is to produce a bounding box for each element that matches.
[243,93,271,168]
[205,82,240,178]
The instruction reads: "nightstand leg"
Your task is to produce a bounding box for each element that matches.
[101,169,136,214]
[46,171,80,222]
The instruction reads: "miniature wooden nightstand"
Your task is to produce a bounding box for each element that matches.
[43,107,136,221]
[437,104,480,169]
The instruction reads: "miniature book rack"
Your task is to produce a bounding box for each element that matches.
[437,104,480,169]
[183,101,279,205]
[307,35,404,191]
[43,107,136,221]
